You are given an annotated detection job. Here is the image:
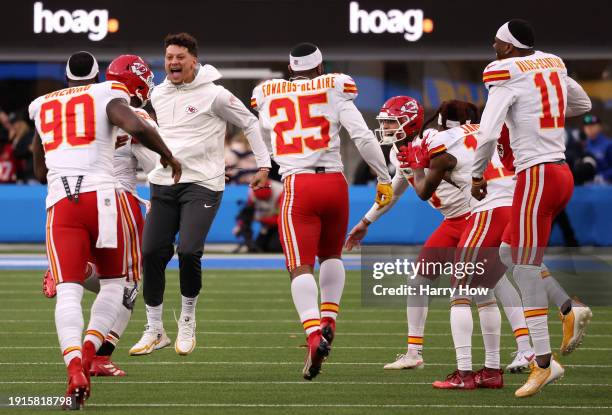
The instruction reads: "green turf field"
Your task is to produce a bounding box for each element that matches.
[0,269,611,414]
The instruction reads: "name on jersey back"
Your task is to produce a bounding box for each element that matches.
[44,84,93,99]
[514,57,565,73]
[261,75,336,98]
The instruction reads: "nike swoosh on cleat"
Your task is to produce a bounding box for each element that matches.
[449,381,464,387]
[481,377,497,383]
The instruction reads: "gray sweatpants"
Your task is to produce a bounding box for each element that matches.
[142,183,222,306]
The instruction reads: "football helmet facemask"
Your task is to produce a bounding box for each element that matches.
[375,96,424,145]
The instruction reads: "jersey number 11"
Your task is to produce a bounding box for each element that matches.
[534,71,565,130]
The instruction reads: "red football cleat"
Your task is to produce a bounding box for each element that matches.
[302,330,330,381]
[90,355,126,377]
[432,370,477,390]
[321,317,336,345]
[81,341,96,397]
[64,358,89,410]
[43,269,57,298]
[474,367,504,389]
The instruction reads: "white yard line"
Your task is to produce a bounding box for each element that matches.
[0,361,610,368]
[0,380,610,387]
[84,403,612,409]
[1,345,610,351]
[2,331,609,337]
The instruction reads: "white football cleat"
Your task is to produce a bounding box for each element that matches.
[560,300,593,355]
[506,349,535,373]
[175,315,197,356]
[383,352,424,370]
[129,325,171,356]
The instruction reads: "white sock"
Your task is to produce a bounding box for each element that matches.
[107,280,137,341]
[84,279,124,350]
[181,295,198,319]
[55,283,84,366]
[494,274,532,352]
[514,265,551,356]
[541,265,571,309]
[82,262,100,293]
[407,274,429,354]
[319,259,345,320]
[146,303,164,330]
[450,301,473,371]
[478,302,501,369]
[107,295,133,344]
[291,273,320,336]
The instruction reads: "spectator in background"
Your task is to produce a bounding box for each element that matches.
[10,110,36,183]
[233,179,283,253]
[0,120,17,183]
[0,107,14,140]
[225,132,258,184]
[565,127,597,185]
[583,114,612,183]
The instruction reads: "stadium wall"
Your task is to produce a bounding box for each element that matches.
[1,184,611,246]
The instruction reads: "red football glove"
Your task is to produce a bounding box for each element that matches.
[397,144,416,169]
[413,141,430,169]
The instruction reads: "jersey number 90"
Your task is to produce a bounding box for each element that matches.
[40,95,96,152]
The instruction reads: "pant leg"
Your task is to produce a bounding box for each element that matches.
[176,184,223,298]
[142,184,180,307]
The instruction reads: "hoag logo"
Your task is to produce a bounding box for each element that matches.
[349,1,434,42]
[33,2,119,41]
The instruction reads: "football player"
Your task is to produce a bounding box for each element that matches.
[470,19,592,397]
[30,51,180,408]
[399,100,517,389]
[40,55,166,376]
[251,42,393,380]
[346,96,471,370]
[347,97,534,373]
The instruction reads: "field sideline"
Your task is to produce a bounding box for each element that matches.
[0,269,611,414]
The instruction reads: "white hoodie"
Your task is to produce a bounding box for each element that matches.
[149,64,271,190]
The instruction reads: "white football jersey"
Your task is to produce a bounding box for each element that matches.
[113,108,159,194]
[251,73,359,178]
[426,124,514,213]
[479,51,570,173]
[29,81,130,208]
[389,139,470,219]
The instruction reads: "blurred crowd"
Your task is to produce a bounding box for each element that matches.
[2,102,611,251]
[0,107,36,183]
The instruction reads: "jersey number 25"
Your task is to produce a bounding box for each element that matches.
[269,93,331,155]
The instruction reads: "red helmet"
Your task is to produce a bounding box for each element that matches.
[375,96,424,145]
[106,55,154,107]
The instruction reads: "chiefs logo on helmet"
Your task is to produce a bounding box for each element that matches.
[106,54,154,108]
[130,62,148,77]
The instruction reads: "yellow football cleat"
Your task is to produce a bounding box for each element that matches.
[515,357,564,398]
[560,300,592,355]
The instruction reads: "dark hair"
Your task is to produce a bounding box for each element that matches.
[164,32,198,57]
[290,42,319,57]
[508,19,535,48]
[421,100,480,135]
[67,51,96,78]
